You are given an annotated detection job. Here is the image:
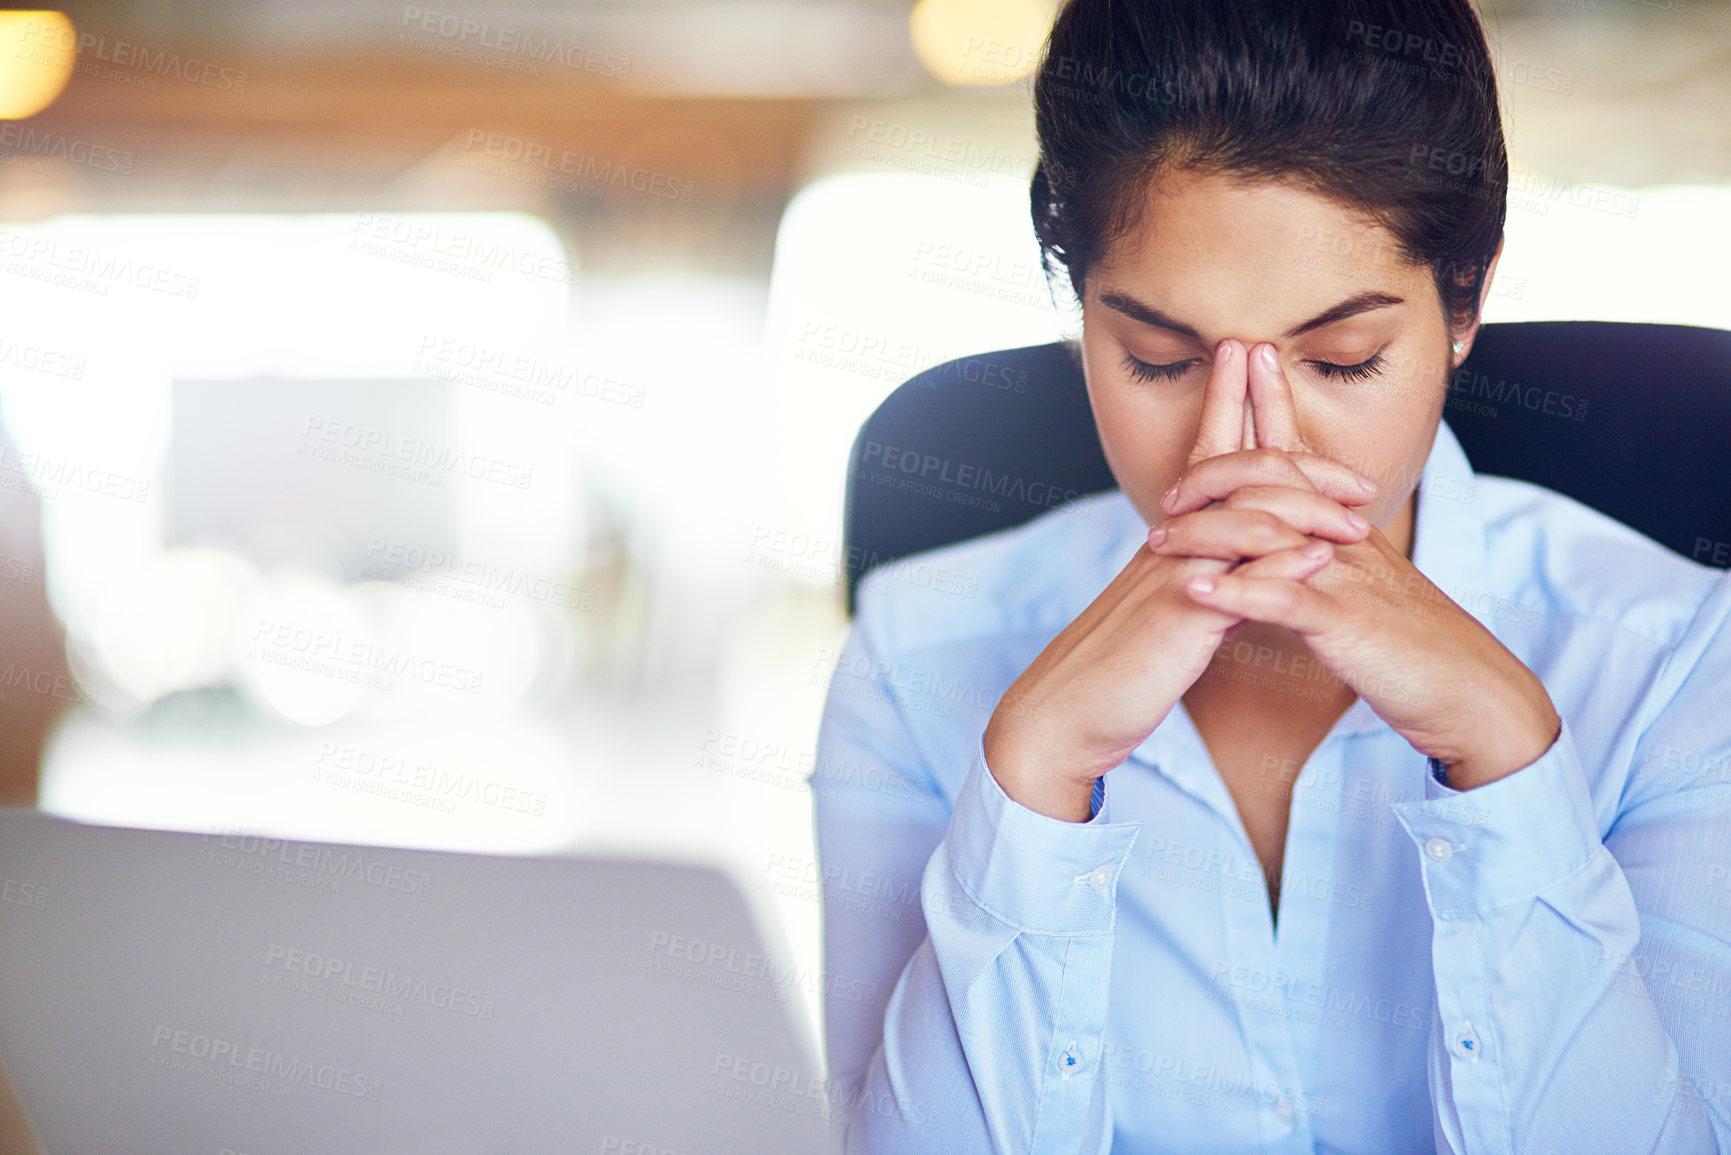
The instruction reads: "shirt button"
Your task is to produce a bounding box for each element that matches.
[1059,1040,1085,1074]
[1087,865,1112,891]
[1455,1021,1481,1061]
[1273,1096,1294,1126]
[1424,837,1455,863]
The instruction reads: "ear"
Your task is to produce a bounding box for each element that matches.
[1450,236,1504,368]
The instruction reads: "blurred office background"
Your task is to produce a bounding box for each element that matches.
[1,0,1729,1065]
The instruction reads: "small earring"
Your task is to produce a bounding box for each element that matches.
[1451,339,1464,357]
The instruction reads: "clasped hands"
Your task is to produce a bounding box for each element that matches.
[1155,339,1560,792]
[984,338,1560,822]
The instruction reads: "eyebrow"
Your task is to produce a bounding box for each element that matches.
[1098,289,1407,340]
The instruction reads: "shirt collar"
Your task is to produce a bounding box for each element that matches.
[1101,419,1489,777]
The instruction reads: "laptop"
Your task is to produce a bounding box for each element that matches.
[0,810,840,1154]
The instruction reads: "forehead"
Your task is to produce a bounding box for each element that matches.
[1092,168,1433,319]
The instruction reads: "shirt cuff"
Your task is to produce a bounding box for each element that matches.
[942,731,1143,936]
[1390,718,1603,919]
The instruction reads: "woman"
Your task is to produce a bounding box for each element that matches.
[810,1,1731,1152]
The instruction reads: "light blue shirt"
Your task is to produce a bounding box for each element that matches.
[808,418,1731,1153]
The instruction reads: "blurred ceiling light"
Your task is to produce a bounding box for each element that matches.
[0,11,74,119]
[909,0,1053,87]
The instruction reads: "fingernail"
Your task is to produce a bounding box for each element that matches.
[1306,542,1331,561]
[1259,344,1279,371]
[1161,484,1179,509]
[1148,523,1168,547]
[1355,474,1379,494]
[1189,575,1215,594]
[1216,339,1233,360]
[1345,511,1369,532]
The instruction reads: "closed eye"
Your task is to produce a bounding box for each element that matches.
[1307,351,1386,383]
[1122,352,1199,384]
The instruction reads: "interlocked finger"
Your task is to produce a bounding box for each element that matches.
[1163,448,1377,517]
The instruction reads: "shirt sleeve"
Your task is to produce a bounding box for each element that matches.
[1388,580,1731,1153]
[810,600,1142,1154]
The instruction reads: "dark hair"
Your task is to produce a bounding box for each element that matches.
[1030,0,1507,337]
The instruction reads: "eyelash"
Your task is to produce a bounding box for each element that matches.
[1316,352,1386,383]
[1119,350,1388,385]
[1120,353,1196,384]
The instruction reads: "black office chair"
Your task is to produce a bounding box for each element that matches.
[841,321,1731,617]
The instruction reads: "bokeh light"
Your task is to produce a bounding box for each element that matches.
[0,11,74,119]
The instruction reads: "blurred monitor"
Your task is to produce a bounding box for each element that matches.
[0,809,837,1154]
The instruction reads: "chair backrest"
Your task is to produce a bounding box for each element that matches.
[841,321,1731,616]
